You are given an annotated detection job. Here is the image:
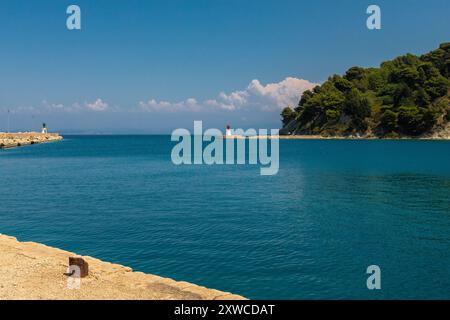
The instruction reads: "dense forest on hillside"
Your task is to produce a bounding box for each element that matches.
[281,43,450,137]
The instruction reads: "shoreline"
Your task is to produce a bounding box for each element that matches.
[0,132,63,149]
[0,234,245,300]
[224,134,450,140]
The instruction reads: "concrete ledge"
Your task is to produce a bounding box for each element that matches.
[0,234,246,300]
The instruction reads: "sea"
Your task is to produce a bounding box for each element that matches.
[1,135,449,299]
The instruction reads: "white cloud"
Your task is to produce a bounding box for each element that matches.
[8,77,317,115]
[139,98,201,112]
[139,77,318,112]
[42,100,65,110]
[85,98,108,111]
[40,99,109,112]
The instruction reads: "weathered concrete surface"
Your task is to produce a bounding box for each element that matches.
[0,234,245,300]
[0,132,63,149]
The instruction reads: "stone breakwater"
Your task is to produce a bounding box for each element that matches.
[0,132,63,149]
[0,234,245,300]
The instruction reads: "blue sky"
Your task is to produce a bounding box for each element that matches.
[0,0,449,133]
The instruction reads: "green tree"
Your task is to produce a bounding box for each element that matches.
[424,76,449,100]
[398,106,422,134]
[331,75,354,92]
[281,107,297,126]
[326,109,340,121]
[285,44,450,137]
[297,89,314,111]
[397,106,436,135]
[380,110,398,132]
[345,67,366,81]
[344,88,371,118]
[414,88,430,108]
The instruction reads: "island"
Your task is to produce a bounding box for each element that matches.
[280,43,450,139]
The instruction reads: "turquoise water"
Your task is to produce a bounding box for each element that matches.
[1,136,449,299]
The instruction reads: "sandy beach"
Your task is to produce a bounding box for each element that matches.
[0,234,245,300]
[0,132,63,149]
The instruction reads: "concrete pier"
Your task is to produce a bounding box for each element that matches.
[0,132,63,149]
